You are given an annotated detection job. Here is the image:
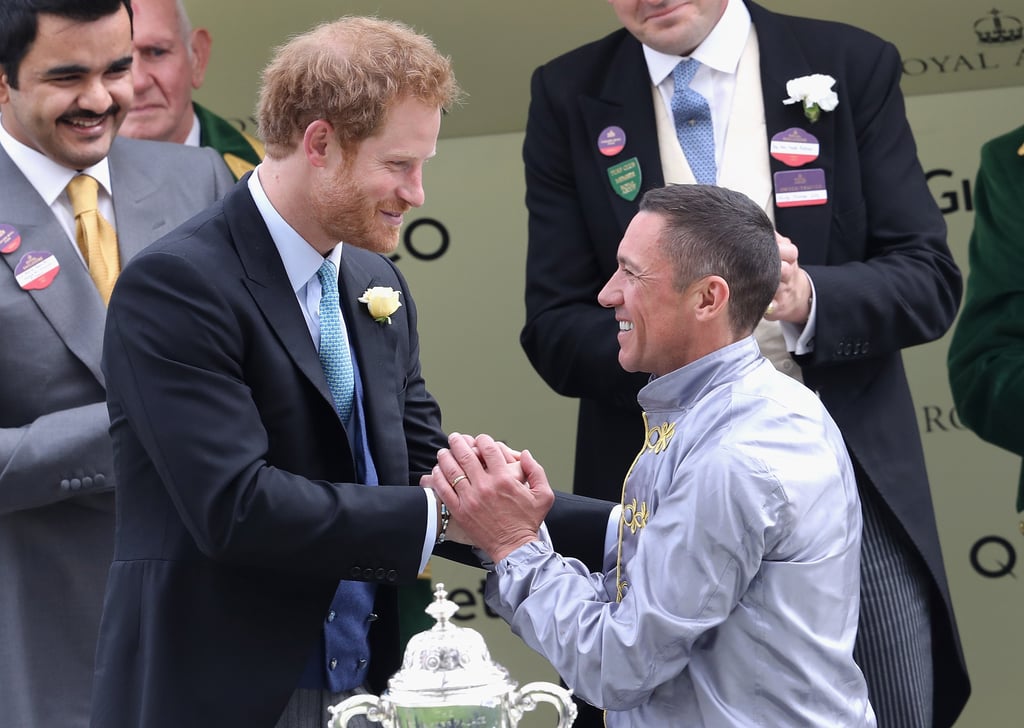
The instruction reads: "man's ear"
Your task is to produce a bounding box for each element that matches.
[0,72,12,105]
[189,28,212,89]
[302,119,336,168]
[693,275,730,322]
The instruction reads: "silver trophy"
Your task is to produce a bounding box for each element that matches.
[328,583,577,728]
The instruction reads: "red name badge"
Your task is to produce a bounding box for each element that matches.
[770,128,819,167]
[15,250,60,290]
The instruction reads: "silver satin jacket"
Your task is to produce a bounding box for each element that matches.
[487,337,875,726]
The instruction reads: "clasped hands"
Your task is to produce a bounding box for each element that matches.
[421,433,554,564]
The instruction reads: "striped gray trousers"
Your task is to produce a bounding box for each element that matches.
[274,686,374,728]
[855,481,934,728]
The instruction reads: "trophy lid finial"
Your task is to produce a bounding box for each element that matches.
[425,582,460,627]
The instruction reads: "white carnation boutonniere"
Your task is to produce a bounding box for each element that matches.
[783,74,838,123]
[358,286,402,324]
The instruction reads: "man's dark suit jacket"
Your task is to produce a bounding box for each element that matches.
[519,2,969,724]
[91,178,611,728]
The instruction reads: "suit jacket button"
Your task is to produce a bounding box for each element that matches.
[367,612,379,622]
[350,567,362,579]
[94,473,106,486]
[329,658,338,670]
[82,476,93,488]
[374,568,386,580]
[69,478,82,490]
[60,479,71,490]
[327,610,336,623]
[862,341,869,354]
[835,341,845,355]
[386,570,398,582]
[362,568,373,579]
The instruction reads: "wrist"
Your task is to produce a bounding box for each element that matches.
[489,533,538,563]
[435,502,451,545]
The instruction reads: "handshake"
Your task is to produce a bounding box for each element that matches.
[420,433,554,563]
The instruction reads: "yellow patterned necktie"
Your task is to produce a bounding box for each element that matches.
[66,174,120,304]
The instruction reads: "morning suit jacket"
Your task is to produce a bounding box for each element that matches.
[948,124,1024,511]
[519,2,969,723]
[0,137,232,728]
[89,177,613,728]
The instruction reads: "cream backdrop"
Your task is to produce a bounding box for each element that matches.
[185,0,1024,139]
[385,86,1024,726]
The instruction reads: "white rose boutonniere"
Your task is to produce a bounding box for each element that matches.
[782,74,838,123]
[358,286,402,324]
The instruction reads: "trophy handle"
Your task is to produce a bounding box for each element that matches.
[326,694,389,727]
[512,682,579,727]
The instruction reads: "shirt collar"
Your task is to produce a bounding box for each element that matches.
[184,111,201,147]
[642,0,751,85]
[247,165,343,293]
[0,114,113,205]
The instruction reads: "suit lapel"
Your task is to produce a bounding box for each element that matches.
[337,251,402,464]
[337,253,390,390]
[0,147,107,384]
[108,139,192,262]
[226,184,335,410]
[580,32,665,234]
[749,1,835,260]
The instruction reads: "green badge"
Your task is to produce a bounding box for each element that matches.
[607,157,642,201]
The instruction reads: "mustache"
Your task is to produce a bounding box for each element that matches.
[58,105,120,123]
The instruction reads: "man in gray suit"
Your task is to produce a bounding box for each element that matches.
[0,1,233,725]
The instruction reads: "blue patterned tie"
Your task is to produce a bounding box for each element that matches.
[317,260,355,422]
[671,59,716,185]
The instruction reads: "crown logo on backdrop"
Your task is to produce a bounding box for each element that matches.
[975,9,1023,43]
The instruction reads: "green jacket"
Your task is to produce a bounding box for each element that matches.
[948,123,1024,511]
[194,102,264,180]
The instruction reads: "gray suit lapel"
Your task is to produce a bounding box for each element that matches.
[0,147,107,384]
[107,139,187,261]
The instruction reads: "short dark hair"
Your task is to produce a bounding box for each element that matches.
[639,184,780,336]
[0,0,133,89]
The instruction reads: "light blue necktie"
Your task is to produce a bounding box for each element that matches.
[671,59,717,185]
[317,260,355,422]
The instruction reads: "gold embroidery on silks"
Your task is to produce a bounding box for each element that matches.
[623,497,649,535]
[616,412,673,601]
[648,421,675,453]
